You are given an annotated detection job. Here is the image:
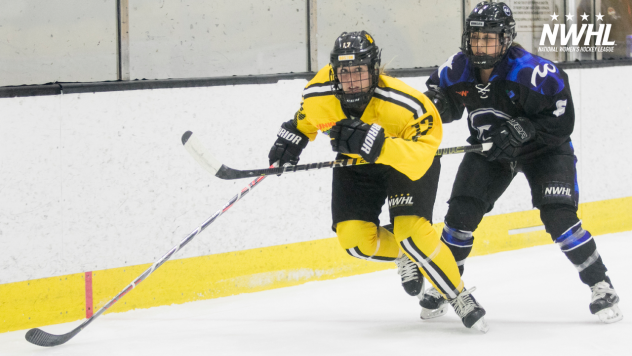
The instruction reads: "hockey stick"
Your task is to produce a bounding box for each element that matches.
[25,168,269,347]
[182,131,492,180]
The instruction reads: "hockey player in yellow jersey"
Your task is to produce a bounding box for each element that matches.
[267,31,488,332]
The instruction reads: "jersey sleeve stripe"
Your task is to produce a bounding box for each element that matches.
[303,84,333,99]
[376,87,426,112]
[374,87,427,119]
[305,81,333,89]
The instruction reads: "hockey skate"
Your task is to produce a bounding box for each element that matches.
[395,254,424,296]
[418,286,448,320]
[449,287,489,333]
[589,281,623,324]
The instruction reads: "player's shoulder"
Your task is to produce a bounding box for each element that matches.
[373,74,429,119]
[302,64,335,99]
[500,46,566,96]
[434,51,474,87]
[378,74,424,98]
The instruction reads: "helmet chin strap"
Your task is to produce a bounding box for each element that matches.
[472,53,498,69]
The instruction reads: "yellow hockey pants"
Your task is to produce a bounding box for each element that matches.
[337,216,463,299]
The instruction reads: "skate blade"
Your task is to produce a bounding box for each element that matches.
[420,304,448,320]
[596,304,623,324]
[471,316,490,334]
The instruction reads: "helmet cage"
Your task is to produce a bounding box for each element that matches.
[461,2,517,69]
[329,32,381,110]
[461,28,513,69]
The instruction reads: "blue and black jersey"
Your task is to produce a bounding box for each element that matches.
[427,46,575,160]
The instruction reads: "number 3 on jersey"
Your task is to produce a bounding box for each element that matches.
[531,63,556,87]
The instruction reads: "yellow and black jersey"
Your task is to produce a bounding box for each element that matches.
[294,64,443,181]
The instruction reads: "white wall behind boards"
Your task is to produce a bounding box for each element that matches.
[1,66,631,284]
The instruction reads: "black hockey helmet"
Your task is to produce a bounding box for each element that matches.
[329,31,381,110]
[461,2,517,69]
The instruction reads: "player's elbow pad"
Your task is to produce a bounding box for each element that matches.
[424,87,459,124]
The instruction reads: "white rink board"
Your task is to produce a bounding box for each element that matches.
[1,65,631,283]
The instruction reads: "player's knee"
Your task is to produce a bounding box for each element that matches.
[445,196,487,231]
[336,220,378,254]
[539,203,580,239]
[393,215,439,252]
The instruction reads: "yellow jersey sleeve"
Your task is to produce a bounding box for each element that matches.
[371,76,443,181]
[293,64,344,141]
[286,69,443,181]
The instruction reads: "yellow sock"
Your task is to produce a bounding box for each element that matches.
[337,220,400,261]
[394,215,463,299]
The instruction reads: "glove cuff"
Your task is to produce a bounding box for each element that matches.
[359,124,385,163]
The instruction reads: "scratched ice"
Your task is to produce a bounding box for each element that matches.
[1,232,629,356]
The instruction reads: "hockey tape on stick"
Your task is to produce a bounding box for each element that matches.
[24,142,271,347]
[182,131,492,180]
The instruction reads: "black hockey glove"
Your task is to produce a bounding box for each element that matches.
[424,87,459,123]
[330,119,385,163]
[487,117,536,162]
[268,120,309,166]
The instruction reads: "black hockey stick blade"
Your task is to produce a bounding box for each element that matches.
[25,325,82,347]
[27,143,271,347]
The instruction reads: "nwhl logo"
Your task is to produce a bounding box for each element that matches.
[544,183,572,197]
[388,194,414,208]
[542,182,575,205]
[538,13,615,53]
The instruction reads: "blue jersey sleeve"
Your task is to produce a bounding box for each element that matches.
[503,47,565,96]
[504,47,574,149]
[426,52,470,123]
[427,52,473,90]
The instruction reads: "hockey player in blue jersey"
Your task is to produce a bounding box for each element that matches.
[419,1,622,323]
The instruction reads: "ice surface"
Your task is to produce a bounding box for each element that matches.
[1,232,630,355]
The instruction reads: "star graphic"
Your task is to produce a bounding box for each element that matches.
[581,12,589,21]
[596,13,604,21]
[438,52,456,77]
[550,12,559,21]
[565,13,574,21]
